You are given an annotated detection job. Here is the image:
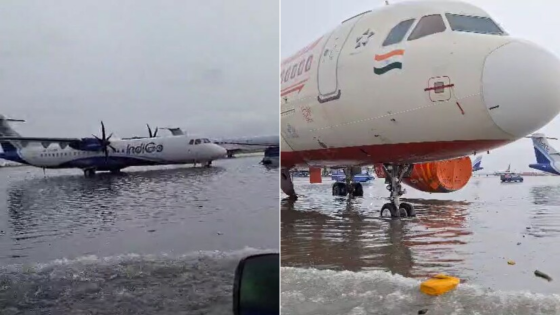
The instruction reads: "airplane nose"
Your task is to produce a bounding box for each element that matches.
[214,145,227,158]
[482,40,560,138]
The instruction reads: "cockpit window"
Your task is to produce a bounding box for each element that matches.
[408,14,446,41]
[382,19,415,46]
[195,139,201,145]
[445,13,504,35]
[203,139,210,143]
[189,139,194,145]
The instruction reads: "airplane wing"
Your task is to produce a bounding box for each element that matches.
[0,136,81,143]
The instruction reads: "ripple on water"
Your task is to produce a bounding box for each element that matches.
[282,176,560,312]
[0,247,272,315]
[0,157,279,263]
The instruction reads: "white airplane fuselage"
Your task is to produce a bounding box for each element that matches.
[1,135,227,171]
[281,0,560,169]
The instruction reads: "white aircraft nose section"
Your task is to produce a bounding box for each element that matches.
[213,145,227,158]
[483,40,560,138]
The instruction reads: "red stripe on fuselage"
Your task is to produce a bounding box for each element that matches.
[281,139,510,168]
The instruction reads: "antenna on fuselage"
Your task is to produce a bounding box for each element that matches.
[385,0,389,5]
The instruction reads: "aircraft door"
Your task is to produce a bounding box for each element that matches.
[317,14,364,103]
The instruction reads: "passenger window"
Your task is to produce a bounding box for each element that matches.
[195,139,201,145]
[408,14,446,41]
[445,13,504,35]
[383,19,415,46]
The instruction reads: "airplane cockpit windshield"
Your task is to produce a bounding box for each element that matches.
[190,138,212,145]
[382,19,415,46]
[407,14,446,41]
[445,13,505,35]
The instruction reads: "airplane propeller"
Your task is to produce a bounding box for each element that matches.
[147,124,159,138]
[93,121,117,159]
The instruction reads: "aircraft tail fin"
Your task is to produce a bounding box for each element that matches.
[472,155,483,171]
[0,115,25,152]
[529,133,559,165]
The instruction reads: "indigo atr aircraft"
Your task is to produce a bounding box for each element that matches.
[281,0,560,218]
[0,116,227,176]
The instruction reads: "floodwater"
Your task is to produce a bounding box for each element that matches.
[282,176,560,315]
[0,155,278,314]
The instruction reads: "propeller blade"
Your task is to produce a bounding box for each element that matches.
[109,144,117,152]
[147,124,153,138]
[153,128,158,137]
[101,121,106,140]
[106,133,113,142]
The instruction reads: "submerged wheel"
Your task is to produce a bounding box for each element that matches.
[84,169,96,177]
[332,182,347,196]
[110,169,122,174]
[399,202,416,217]
[380,203,399,218]
[352,183,364,197]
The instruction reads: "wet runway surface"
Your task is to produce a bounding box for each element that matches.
[282,176,560,315]
[0,155,278,314]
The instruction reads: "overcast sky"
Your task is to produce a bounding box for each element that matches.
[281,0,560,172]
[0,0,278,139]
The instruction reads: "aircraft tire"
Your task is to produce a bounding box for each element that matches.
[399,202,416,217]
[381,203,399,218]
[352,183,364,197]
[332,182,347,196]
[84,169,95,177]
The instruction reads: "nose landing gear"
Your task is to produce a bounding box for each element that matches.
[380,164,416,218]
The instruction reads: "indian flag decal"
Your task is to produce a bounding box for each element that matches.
[374,49,404,75]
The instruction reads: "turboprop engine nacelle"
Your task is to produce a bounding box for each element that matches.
[374,157,473,193]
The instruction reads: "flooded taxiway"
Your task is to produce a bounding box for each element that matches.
[282,176,560,315]
[0,155,278,314]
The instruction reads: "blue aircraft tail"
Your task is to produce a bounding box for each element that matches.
[528,133,560,174]
[472,155,483,172]
[0,115,24,153]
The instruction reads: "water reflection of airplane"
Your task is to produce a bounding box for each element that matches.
[281,1,560,219]
[528,185,560,238]
[281,198,471,278]
[0,116,227,177]
[6,166,227,242]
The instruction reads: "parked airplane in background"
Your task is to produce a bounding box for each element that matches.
[528,133,560,175]
[0,116,227,176]
[213,135,279,158]
[472,156,483,172]
[281,0,560,218]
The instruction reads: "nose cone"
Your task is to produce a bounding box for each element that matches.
[213,145,227,158]
[483,40,560,137]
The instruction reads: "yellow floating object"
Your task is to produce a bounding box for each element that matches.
[420,274,460,296]
[508,260,516,265]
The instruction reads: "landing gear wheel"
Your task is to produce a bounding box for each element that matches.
[204,161,212,168]
[332,182,347,196]
[399,202,416,217]
[352,183,364,197]
[380,203,399,218]
[84,169,96,177]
